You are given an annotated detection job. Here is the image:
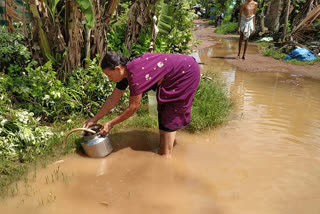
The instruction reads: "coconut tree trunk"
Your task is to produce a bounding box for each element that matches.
[260,2,266,35]
[272,0,282,32]
[265,0,282,32]
[282,0,291,40]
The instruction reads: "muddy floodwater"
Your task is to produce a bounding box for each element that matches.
[2,38,320,214]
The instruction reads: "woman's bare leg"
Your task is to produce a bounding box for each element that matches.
[159,130,176,158]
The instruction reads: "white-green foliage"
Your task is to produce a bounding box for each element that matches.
[0,108,56,161]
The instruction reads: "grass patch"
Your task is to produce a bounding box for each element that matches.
[257,42,320,65]
[125,112,158,129]
[214,22,238,34]
[206,20,214,25]
[187,75,232,132]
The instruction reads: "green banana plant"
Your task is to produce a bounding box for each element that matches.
[156,0,174,34]
[75,0,95,28]
[42,0,60,23]
[29,1,53,61]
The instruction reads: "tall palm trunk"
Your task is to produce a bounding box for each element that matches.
[282,0,291,40]
[265,0,282,32]
[259,0,266,35]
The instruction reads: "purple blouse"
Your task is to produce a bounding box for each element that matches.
[126,52,200,130]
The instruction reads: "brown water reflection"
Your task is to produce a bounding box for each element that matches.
[2,39,320,214]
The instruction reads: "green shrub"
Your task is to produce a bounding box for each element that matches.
[258,43,320,65]
[0,108,58,162]
[1,57,124,122]
[206,20,214,25]
[262,47,287,60]
[66,57,130,116]
[187,76,232,132]
[107,23,130,56]
[3,61,73,120]
[0,26,32,72]
[214,22,238,34]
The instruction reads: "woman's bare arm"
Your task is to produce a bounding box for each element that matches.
[92,88,125,122]
[99,93,143,134]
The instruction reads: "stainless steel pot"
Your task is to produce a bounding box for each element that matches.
[64,124,113,158]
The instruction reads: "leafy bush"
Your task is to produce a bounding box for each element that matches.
[206,20,214,25]
[107,1,132,56]
[131,26,153,56]
[214,22,238,34]
[66,57,130,116]
[0,108,58,162]
[3,61,72,121]
[1,57,124,122]
[0,26,32,72]
[262,47,287,60]
[313,19,320,39]
[107,23,130,56]
[187,76,232,132]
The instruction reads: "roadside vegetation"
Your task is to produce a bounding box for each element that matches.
[214,22,238,34]
[187,74,232,132]
[0,0,232,198]
[257,41,320,65]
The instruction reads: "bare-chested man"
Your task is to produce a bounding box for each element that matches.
[237,0,258,60]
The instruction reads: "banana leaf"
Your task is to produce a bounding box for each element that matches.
[157,1,174,35]
[75,0,95,29]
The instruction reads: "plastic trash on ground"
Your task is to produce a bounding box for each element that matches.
[284,48,316,61]
[258,37,273,42]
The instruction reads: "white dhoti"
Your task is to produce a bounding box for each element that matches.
[240,14,254,40]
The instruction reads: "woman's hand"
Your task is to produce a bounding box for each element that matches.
[83,118,98,129]
[98,122,113,135]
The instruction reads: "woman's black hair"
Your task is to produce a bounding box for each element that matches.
[101,51,142,70]
[101,51,128,70]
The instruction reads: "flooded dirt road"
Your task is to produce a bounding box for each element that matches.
[2,27,320,214]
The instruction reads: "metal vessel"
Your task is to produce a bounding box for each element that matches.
[64,124,113,158]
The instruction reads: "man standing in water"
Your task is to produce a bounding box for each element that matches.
[237,0,258,60]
